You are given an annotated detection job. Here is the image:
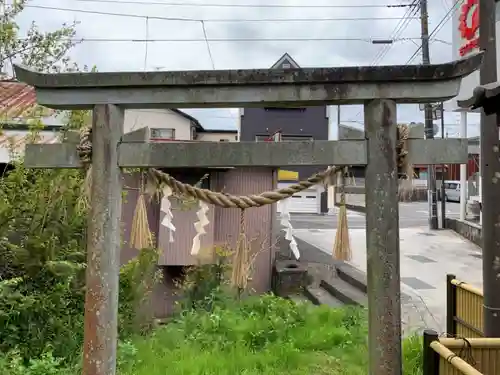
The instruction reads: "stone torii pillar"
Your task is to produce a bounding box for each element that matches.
[14,52,481,375]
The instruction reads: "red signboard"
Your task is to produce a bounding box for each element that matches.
[458,0,479,57]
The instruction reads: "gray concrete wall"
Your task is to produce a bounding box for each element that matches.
[445,217,482,247]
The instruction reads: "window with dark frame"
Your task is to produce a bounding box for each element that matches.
[255,134,313,142]
[151,128,175,139]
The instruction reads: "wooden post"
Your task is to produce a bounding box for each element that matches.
[422,330,440,375]
[364,99,402,375]
[446,274,457,336]
[83,104,124,375]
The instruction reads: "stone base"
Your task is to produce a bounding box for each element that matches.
[272,260,308,297]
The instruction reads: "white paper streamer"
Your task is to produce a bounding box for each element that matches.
[160,186,176,243]
[278,199,300,259]
[190,200,210,256]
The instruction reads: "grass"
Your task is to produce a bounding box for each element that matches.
[0,294,423,375]
[116,294,423,375]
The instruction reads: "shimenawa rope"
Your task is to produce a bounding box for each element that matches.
[77,125,411,209]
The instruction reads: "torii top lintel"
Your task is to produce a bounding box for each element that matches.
[13,53,483,110]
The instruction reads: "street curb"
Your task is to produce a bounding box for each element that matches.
[334,202,366,214]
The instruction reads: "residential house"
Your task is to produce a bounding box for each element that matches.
[0,80,63,167]
[0,81,238,166]
[237,53,330,214]
[124,108,238,142]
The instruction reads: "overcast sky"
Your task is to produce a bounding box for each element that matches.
[15,0,481,137]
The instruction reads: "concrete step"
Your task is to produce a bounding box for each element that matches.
[336,262,367,294]
[320,276,367,306]
[304,286,344,307]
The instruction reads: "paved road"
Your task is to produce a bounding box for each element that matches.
[290,201,461,230]
[293,225,482,334]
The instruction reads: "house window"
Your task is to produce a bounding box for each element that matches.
[255,135,312,142]
[151,128,175,139]
[282,63,291,69]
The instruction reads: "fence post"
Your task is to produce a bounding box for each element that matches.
[423,329,440,375]
[446,274,457,336]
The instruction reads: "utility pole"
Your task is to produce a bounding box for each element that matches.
[420,0,439,229]
[479,0,500,337]
[440,103,446,229]
[337,105,346,202]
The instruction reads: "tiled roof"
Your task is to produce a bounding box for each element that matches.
[0,80,50,120]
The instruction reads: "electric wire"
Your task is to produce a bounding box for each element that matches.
[14,37,424,43]
[349,0,419,121]
[371,0,420,65]
[24,4,417,22]
[31,0,414,9]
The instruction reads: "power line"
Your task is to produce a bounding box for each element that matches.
[350,1,419,121]
[405,0,460,64]
[16,36,423,43]
[34,0,414,9]
[371,0,419,65]
[25,5,417,22]
[200,21,215,70]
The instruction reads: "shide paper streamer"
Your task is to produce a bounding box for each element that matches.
[191,200,210,256]
[160,186,176,243]
[278,199,300,260]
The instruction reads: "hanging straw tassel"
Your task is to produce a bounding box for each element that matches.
[76,167,93,213]
[231,209,250,295]
[130,175,153,250]
[333,187,352,262]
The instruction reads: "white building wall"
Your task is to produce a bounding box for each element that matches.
[197,132,238,142]
[0,130,59,163]
[124,109,192,139]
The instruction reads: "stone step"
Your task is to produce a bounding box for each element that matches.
[320,276,367,306]
[304,286,344,307]
[336,262,367,294]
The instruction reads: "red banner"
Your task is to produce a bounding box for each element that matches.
[458,0,479,57]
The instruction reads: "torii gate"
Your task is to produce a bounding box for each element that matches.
[14,52,482,375]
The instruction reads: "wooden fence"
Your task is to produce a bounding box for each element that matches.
[446,274,484,338]
[423,330,500,375]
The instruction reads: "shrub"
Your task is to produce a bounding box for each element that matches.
[0,152,88,361]
[175,244,233,312]
[119,247,162,337]
[0,129,162,362]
